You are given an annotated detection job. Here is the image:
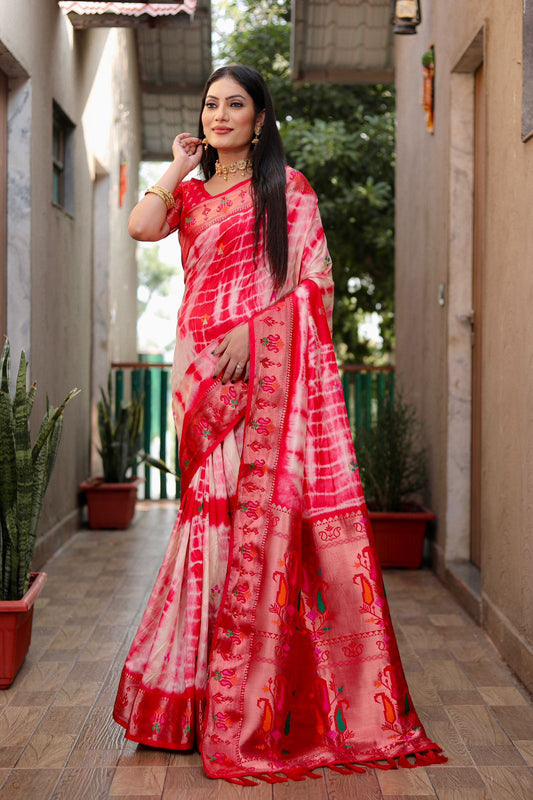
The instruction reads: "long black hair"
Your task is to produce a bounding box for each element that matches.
[198,65,288,289]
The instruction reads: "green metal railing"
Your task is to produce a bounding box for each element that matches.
[111,362,394,500]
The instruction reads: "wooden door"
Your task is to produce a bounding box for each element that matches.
[471,63,485,567]
[0,71,7,338]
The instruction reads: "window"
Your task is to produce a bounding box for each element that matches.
[52,101,74,210]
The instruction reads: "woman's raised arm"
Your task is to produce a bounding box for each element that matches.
[127,134,203,241]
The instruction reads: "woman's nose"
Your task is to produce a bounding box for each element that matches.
[215,104,229,121]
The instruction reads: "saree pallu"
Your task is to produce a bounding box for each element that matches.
[113,275,446,784]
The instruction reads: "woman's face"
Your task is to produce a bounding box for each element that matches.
[201,76,264,159]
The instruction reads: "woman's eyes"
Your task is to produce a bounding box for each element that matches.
[205,102,244,109]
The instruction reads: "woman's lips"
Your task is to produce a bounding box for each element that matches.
[212,128,232,134]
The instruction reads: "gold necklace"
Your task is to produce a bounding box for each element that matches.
[215,159,252,181]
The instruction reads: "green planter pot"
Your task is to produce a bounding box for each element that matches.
[80,477,144,530]
[0,572,48,688]
[369,507,435,569]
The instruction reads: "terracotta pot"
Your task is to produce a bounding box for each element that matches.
[79,476,143,530]
[0,572,48,689]
[368,507,435,569]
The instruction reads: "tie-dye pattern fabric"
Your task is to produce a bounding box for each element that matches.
[113,168,445,783]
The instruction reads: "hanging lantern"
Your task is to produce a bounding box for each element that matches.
[390,0,422,35]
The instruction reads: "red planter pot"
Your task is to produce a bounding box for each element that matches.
[79,476,143,530]
[369,508,435,569]
[0,572,48,689]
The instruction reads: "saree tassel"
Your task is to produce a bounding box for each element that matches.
[344,763,367,774]
[398,753,417,769]
[329,764,356,775]
[367,758,396,770]
[424,748,448,766]
[254,773,288,784]
[282,768,310,781]
[224,776,259,786]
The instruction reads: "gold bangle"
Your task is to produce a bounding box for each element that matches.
[145,184,175,210]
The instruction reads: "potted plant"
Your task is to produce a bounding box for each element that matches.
[0,339,79,687]
[355,389,435,568]
[80,375,144,529]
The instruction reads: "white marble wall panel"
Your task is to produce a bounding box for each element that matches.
[6,76,31,374]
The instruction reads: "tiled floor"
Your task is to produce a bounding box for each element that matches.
[1,502,532,799]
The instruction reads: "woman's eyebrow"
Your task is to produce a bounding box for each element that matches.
[205,94,248,101]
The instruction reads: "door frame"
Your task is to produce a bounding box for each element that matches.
[444,27,485,565]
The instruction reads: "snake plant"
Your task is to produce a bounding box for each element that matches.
[97,374,143,483]
[0,340,79,601]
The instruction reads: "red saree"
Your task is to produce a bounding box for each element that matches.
[113,168,445,784]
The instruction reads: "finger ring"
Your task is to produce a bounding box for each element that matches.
[236,363,242,369]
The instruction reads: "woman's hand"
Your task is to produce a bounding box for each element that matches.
[213,323,250,385]
[172,133,203,173]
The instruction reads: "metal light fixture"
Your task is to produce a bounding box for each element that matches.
[390,0,422,35]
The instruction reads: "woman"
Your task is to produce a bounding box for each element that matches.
[113,65,445,785]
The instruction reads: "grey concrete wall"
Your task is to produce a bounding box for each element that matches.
[395,0,533,690]
[0,1,141,562]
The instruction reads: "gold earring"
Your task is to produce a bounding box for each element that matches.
[251,124,262,145]
[202,137,209,151]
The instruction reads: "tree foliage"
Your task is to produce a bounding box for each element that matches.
[215,0,396,360]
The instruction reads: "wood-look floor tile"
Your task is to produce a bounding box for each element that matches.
[416,704,449,725]
[513,739,533,765]
[380,796,436,800]
[55,680,102,707]
[50,765,115,800]
[66,659,112,682]
[461,660,514,687]
[0,767,61,800]
[425,792,490,800]
[490,705,533,739]
[477,686,528,706]
[108,796,163,800]
[67,748,124,767]
[6,690,57,708]
[47,625,94,652]
[408,680,442,707]
[39,705,90,734]
[323,768,382,799]
[438,690,484,706]
[168,749,203,766]
[119,742,170,765]
[109,765,167,796]
[446,705,511,746]
[425,766,486,791]
[71,706,126,754]
[477,766,533,799]
[16,660,72,692]
[16,732,77,768]
[428,614,465,627]
[272,771,327,799]
[426,719,473,766]
[161,766,219,799]
[402,625,444,649]
[0,746,23,767]
[447,641,488,663]
[414,648,452,662]
[219,778,272,799]
[377,767,436,796]
[468,743,527,766]
[424,660,474,691]
[0,705,46,746]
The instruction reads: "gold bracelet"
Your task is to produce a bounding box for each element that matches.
[145,184,175,210]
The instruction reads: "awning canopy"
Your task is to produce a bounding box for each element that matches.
[59,1,212,160]
[290,0,394,85]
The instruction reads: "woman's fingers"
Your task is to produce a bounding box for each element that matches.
[213,352,248,385]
